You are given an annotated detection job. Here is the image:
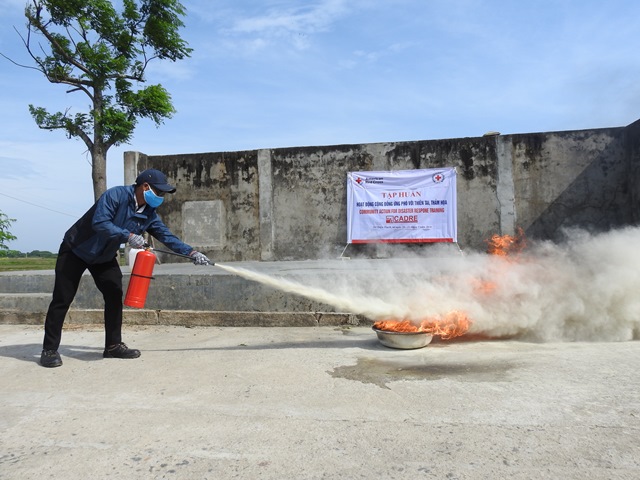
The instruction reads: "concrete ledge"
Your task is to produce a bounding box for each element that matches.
[0,293,51,312]
[0,260,393,313]
[157,310,366,327]
[0,309,371,328]
[0,260,430,327]
[0,260,416,327]
[0,309,44,325]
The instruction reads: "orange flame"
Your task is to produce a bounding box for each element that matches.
[373,319,422,333]
[486,227,526,257]
[373,311,472,340]
[372,230,528,342]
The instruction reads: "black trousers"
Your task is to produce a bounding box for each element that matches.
[43,242,124,351]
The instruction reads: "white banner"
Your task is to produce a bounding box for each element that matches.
[347,168,457,243]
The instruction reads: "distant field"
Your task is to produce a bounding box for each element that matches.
[0,257,58,272]
[0,254,128,272]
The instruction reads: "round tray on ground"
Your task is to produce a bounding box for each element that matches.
[372,326,433,349]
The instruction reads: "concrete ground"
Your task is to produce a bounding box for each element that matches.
[1,324,639,480]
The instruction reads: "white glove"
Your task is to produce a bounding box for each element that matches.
[190,251,212,266]
[128,234,146,249]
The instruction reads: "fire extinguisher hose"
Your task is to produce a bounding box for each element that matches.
[142,244,214,265]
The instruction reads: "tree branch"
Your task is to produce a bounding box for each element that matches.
[26,9,93,79]
[0,51,43,73]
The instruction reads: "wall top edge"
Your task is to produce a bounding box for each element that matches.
[127,121,634,159]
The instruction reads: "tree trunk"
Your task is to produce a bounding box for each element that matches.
[91,142,108,202]
[91,87,108,202]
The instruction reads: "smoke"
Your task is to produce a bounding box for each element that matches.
[219,226,640,342]
[215,263,410,320]
[461,226,640,341]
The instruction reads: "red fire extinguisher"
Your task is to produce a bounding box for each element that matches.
[124,249,157,309]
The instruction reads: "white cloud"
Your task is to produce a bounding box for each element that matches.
[215,0,349,52]
[230,0,347,35]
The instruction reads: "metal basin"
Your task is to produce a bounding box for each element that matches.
[372,326,433,350]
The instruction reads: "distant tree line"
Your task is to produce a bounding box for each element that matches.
[0,250,56,258]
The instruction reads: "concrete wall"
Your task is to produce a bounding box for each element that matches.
[126,150,261,261]
[626,119,640,224]
[125,120,639,262]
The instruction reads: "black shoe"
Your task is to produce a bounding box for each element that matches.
[103,343,141,359]
[40,349,62,368]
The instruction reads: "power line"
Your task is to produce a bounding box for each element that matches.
[0,191,78,218]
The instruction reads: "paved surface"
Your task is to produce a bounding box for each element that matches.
[1,324,639,479]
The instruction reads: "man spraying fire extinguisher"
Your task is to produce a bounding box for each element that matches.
[40,169,211,368]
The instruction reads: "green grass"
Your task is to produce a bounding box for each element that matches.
[0,254,128,272]
[0,257,58,272]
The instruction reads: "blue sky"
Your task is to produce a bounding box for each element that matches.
[1,0,639,252]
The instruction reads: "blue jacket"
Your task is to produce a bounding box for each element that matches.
[63,185,193,264]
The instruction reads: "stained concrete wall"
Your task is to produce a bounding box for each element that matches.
[126,150,261,261]
[626,119,640,224]
[125,120,639,262]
